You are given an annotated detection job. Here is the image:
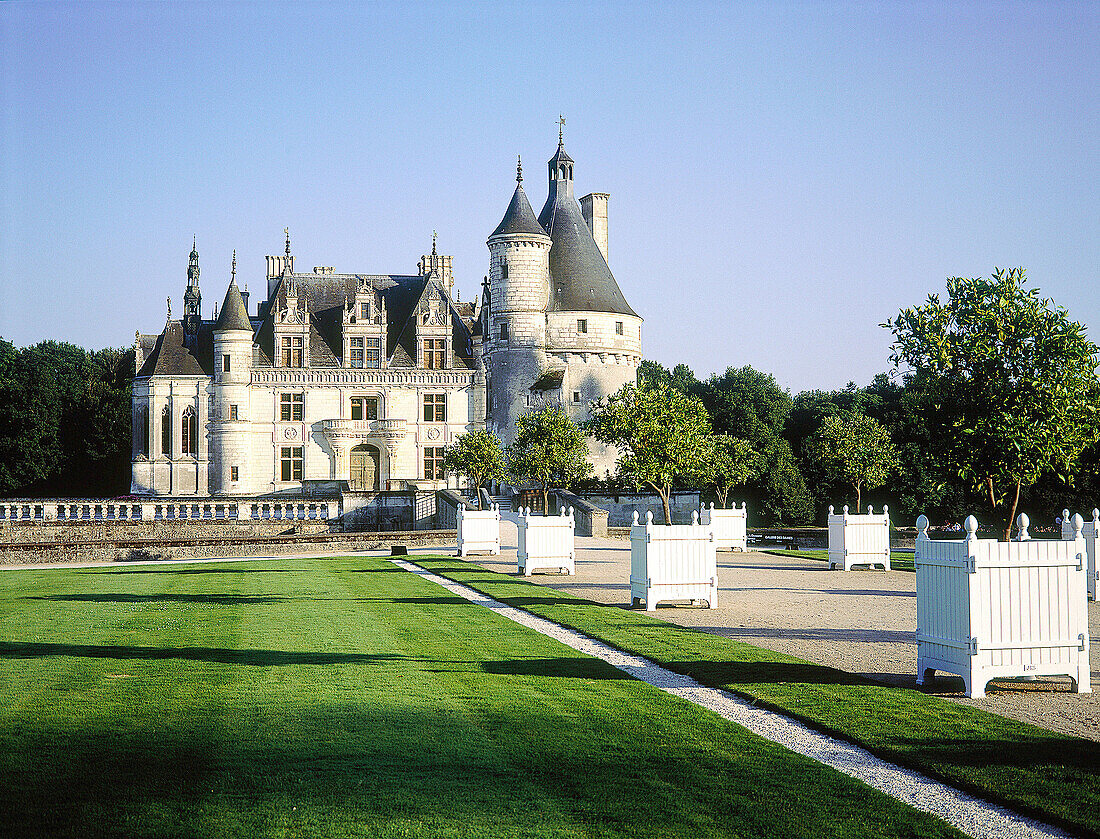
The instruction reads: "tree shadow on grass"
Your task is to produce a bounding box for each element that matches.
[27,593,289,606]
[104,567,301,576]
[658,658,873,687]
[0,641,417,667]
[479,657,631,680]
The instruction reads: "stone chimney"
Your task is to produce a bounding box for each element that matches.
[580,193,609,262]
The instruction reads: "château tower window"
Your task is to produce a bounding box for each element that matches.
[136,406,149,457]
[499,323,509,341]
[280,446,303,482]
[280,335,304,367]
[577,319,588,334]
[351,397,378,421]
[423,393,446,422]
[229,404,239,421]
[501,258,508,279]
[349,337,364,368]
[573,391,582,403]
[423,447,445,480]
[231,466,239,482]
[181,407,197,455]
[366,337,380,368]
[223,354,231,372]
[423,338,445,369]
[279,393,303,422]
[615,321,624,335]
[161,406,171,456]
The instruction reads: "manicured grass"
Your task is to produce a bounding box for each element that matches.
[0,557,965,838]
[418,557,1100,838]
[761,548,916,572]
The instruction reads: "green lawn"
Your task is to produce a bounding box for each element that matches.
[417,557,1100,839]
[0,557,965,838]
[761,549,916,572]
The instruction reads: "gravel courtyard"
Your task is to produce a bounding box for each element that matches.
[467,515,1100,743]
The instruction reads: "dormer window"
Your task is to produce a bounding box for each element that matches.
[349,337,364,368]
[423,338,446,369]
[359,301,370,320]
[281,336,304,367]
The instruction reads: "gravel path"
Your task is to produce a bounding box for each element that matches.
[394,557,1072,839]
[466,516,1100,742]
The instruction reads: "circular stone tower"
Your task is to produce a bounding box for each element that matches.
[210,254,254,495]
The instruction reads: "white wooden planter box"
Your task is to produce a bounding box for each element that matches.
[915,513,1091,698]
[1062,508,1099,601]
[518,506,576,576]
[828,505,891,571]
[700,502,747,551]
[630,510,717,611]
[456,504,500,557]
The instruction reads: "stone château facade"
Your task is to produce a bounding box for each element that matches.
[131,135,641,497]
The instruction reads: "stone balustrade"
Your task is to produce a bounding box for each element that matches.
[0,498,338,524]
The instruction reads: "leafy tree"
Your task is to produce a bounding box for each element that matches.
[884,268,1100,540]
[804,412,898,513]
[586,384,712,525]
[760,440,814,525]
[506,406,591,513]
[709,435,760,508]
[637,360,698,393]
[443,428,505,509]
[696,365,791,444]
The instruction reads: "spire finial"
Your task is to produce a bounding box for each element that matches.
[517,154,523,184]
[284,227,291,258]
[192,234,197,251]
[558,114,565,144]
[432,230,437,255]
[231,250,237,284]
[166,297,171,321]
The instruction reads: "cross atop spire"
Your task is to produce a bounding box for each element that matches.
[517,155,523,184]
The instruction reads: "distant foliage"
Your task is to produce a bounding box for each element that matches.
[709,435,760,508]
[0,339,133,497]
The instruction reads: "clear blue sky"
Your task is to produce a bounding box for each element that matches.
[2,1,1097,393]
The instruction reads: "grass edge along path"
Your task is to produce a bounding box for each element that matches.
[415,556,1100,839]
[762,549,916,572]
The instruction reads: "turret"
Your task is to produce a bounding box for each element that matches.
[210,252,253,494]
[485,156,553,443]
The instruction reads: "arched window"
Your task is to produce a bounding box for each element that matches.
[161,406,171,457]
[181,407,197,455]
[559,164,568,179]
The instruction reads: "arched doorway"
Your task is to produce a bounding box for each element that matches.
[349,444,380,491]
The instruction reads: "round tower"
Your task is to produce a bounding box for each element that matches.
[210,252,254,495]
[485,157,552,445]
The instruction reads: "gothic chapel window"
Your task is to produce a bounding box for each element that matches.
[181,407,197,455]
[161,406,171,456]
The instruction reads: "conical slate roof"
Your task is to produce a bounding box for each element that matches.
[215,279,252,331]
[537,154,637,317]
[490,183,547,238]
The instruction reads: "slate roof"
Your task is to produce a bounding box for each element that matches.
[215,280,252,331]
[537,182,638,317]
[136,321,214,377]
[490,183,548,238]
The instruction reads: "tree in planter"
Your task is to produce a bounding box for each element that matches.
[586,384,712,525]
[442,429,506,510]
[884,268,1100,540]
[804,411,898,513]
[710,435,760,508]
[506,406,591,513]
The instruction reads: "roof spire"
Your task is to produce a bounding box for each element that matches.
[558,114,565,144]
[517,155,523,184]
[432,229,437,255]
[284,227,291,258]
[231,250,237,284]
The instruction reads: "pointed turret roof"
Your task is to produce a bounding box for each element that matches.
[537,140,638,317]
[215,259,252,332]
[490,157,548,238]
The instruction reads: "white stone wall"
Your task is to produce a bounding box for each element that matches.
[489,237,550,315]
[130,376,209,496]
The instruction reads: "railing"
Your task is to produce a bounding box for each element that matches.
[0,498,338,524]
[321,418,407,436]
